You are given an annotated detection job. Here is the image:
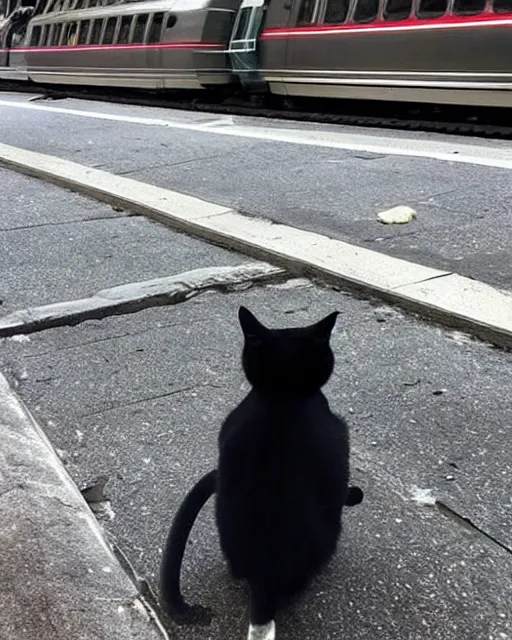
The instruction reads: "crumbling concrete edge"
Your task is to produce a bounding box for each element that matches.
[0,262,285,337]
[0,372,169,640]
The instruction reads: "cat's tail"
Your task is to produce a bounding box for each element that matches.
[159,469,217,625]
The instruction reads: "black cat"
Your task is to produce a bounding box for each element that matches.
[160,307,363,638]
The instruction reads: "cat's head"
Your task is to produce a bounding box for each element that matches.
[238,306,339,394]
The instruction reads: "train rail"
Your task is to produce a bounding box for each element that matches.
[2,80,512,139]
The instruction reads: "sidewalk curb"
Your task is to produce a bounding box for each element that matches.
[0,263,285,337]
[0,372,169,640]
[1,142,511,349]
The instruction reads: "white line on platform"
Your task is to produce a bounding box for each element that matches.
[1,141,511,347]
[1,98,512,170]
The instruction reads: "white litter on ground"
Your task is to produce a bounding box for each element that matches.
[378,206,417,225]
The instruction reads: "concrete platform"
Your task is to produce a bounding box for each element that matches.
[0,168,246,315]
[2,143,512,640]
[3,285,512,640]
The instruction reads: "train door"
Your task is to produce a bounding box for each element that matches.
[285,0,324,67]
[146,12,164,88]
[282,0,346,96]
[250,0,293,96]
[228,0,267,90]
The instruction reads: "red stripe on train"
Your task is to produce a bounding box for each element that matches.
[261,12,512,38]
[6,41,222,54]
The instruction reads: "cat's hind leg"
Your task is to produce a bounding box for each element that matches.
[247,581,277,640]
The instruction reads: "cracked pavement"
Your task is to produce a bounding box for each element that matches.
[1,169,512,639]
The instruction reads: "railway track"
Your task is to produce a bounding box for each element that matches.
[2,80,512,139]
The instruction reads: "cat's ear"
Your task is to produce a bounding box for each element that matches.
[239,306,268,340]
[310,311,339,342]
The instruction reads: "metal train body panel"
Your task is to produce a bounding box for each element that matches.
[258,1,512,106]
[0,0,511,106]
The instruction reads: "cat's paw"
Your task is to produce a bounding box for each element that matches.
[346,486,364,506]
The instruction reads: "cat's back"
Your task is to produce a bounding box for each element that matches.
[218,390,348,490]
[216,390,349,583]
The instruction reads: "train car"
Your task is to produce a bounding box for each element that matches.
[0,0,242,89]
[246,0,512,106]
[1,0,512,107]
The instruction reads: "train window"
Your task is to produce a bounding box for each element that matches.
[453,0,485,13]
[229,1,265,51]
[233,6,251,38]
[384,0,412,19]
[297,0,318,24]
[52,22,62,45]
[132,14,148,43]
[102,16,116,44]
[40,24,48,45]
[63,21,78,45]
[148,12,164,43]
[353,0,379,22]
[493,0,512,11]
[417,0,447,17]
[324,0,350,23]
[90,18,102,43]
[163,13,177,33]
[30,25,42,45]
[117,15,132,44]
[78,20,89,44]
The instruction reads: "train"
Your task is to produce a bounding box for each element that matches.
[1,0,511,107]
